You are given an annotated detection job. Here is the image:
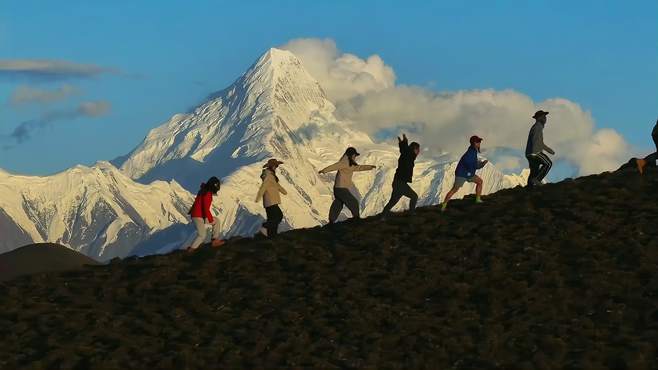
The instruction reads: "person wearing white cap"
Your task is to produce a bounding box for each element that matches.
[255,159,287,237]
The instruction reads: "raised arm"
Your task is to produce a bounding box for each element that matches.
[398,134,410,153]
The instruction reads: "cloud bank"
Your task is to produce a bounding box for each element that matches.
[10,101,111,143]
[0,59,118,81]
[281,38,631,176]
[9,84,80,106]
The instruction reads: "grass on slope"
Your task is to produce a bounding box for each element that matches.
[1,168,657,370]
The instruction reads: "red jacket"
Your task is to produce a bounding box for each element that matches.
[190,191,214,223]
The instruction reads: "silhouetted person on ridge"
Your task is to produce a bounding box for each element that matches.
[634,119,658,174]
[255,159,287,237]
[382,133,420,216]
[187,176,224,251]
[441,135,488,212]
[525,110,556,187]
[319,147,376,224]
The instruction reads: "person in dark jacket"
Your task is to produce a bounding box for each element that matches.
[525,110,556,186]
[635,119,658,174]
[187,176,224,251]
[441,136,488,212]
[382,133,420,215]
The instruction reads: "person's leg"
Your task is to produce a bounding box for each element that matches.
[210,221,224,247]
[328,196,345,224]
[526,156,540,186]
[382,181,404,214]
[264,206,276,236]
[536,153,553,182]
[189,217,207,249]
[336,188,360,219]
[473,175,484,203]
[441,179,464,211]
[653,133,658,153]
[271,205,283,236]
[400,183,418,211]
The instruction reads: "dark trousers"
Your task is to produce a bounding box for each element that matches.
[263,205,283,237]
[328,187,360,223]
[383,179,418,214]
[527,153,552,186]
[653,133,657,152]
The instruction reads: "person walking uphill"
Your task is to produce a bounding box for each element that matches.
[382,134,420,215]
[441,136,488,212]
[526,110,556,187]
[319,147,376,224]
[255,159,287,237]
[187,176,224,251]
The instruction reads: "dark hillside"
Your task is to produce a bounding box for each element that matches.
[1,167,657,369]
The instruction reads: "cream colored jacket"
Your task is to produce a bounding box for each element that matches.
[255,169,287,207]
[320,155,376,189]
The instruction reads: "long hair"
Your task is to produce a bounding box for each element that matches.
[262,168,280,183]
[198,176,221,195]
[343,148,359,167]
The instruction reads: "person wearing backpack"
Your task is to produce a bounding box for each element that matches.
[319,147,376,223]
[255,159,287,237]
[187,176,224,251]
[441,135,488,212]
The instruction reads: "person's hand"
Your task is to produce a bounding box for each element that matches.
[548,149,556,155]
[318,170,324,174]
[397,136,402,143]
[402,133,408,141]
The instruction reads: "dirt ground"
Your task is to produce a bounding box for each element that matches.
[1,167,656,369]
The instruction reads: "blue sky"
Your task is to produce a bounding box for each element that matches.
[1,0,656,175]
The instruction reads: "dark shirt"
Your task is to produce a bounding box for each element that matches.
[394,137,416,183]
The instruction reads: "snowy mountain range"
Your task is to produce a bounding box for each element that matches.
[0,48,527,261]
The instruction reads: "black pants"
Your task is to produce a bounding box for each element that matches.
[527,153,552,186]
[263,205,283,237]
[653,133,657,152]
[329,187,360,223]
[383,179,418,214]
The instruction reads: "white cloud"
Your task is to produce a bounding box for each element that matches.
[282,38,632,176]
[281,38,395,101]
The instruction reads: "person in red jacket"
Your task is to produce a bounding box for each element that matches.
[187,176,224,251]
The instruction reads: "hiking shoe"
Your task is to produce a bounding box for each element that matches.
[475,198,484,204]
[636,158,647,175]
[441,202,448,212]
[211,239,225,248]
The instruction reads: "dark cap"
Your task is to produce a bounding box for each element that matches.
[345,147,360,157]
[533,110,549,119]
[263,158,284,168]
[470,135,483,144]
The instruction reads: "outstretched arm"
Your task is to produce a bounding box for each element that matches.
[354,164,377,172]
[319,161,348,174]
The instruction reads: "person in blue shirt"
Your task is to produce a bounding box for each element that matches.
[441,135,488,212]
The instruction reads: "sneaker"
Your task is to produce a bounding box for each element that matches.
[475,198,484,204]
[636,158,647,175]
[259,227,268,237]
[441,202,448,212]
[211,239,225,248]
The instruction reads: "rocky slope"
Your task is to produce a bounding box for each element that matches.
[1,166,656,369]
